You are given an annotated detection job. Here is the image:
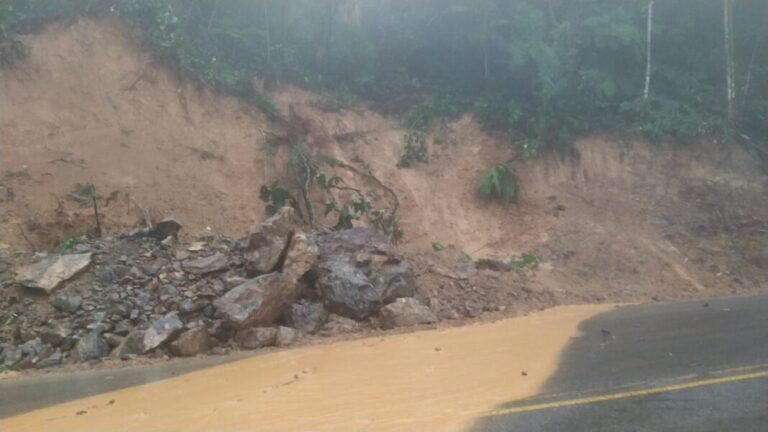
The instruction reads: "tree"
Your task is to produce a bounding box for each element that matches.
[643,0,654,101]
[724,0,736,122]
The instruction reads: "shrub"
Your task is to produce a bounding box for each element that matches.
[477,163,519,205]
[398,131,428,168]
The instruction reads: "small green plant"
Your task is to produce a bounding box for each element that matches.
[261,136,279,158]
[508,253,541,273]
[477,163,519,205]
[0,364,15,373]
[459,251,473,264]
[57,235,87,252]
[398,131,428,168]
[71,182,105,237]
[2,311,18,326]
[259,182,299,216]
[3,167,29,179]
[431,242,445,252]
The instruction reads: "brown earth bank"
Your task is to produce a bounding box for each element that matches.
[2,18,768,374]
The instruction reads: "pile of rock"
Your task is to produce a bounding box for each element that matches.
[0,208,437,370]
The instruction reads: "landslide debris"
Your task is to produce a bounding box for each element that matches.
[2,207,477,371]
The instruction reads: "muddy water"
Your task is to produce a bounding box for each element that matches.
[3,305,608,432]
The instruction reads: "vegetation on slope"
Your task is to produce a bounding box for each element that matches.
[1,0,767,152]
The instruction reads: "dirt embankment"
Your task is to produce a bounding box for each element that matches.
[2,18,767,311]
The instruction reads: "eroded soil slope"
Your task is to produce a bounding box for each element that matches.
[2,18,767,308]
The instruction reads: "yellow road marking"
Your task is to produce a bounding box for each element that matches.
[482,367,768,418]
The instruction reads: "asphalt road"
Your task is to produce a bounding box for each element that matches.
[467,294,768,432]
[0,351,253,419]
[3,294,768,431]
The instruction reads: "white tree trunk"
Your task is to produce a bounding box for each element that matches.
[643,0,654,101]
[743,14,768,103]
[724,0,736,122]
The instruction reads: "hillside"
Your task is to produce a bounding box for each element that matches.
[2,18,767,313]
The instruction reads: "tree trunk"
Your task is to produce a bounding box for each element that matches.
[724,0,736,122]
[643,0,654,101]
[743,13,768,103]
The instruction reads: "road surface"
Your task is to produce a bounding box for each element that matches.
[2,294,768,431]
[468,294,768,431]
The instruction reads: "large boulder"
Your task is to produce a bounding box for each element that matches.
[143,313,184,352]
[234,327,278,349]
[169,327,211,357]
[289,302,329,334]
[74,331,109,362]
[379,298,438,329]
[15,253,92,293]
[245,207,301,277]
[275,326,297,347]
[314,228,415,320]
[182,253,228,275]
[113,330,146,360]
[283,231,319,285]
[213,273,294,329]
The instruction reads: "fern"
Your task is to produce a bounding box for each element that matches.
[477,163,518,205]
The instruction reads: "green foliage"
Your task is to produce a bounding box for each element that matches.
[508,253,541,273]
[259,182,299,216]
[57,235,87,252]
[3,0,768,146]
[477,163,519,205]
[71,182,96,207]
[400,96,469,131]
[459,251,473,264]
[261,135,279,158]
[262,146,403,243]
[398,131,428,168]
[431,242,445,252]
[3,166,29,179]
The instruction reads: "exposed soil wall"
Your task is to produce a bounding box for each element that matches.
[2,18,766,308]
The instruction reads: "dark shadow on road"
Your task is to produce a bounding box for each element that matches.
[466,294,768,432]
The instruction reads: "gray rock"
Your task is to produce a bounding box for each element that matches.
[50,292,83,313]
[75,331,109,362]
[213,273,294,329]
[315,228,415,320]
[104,333,125,348]
[275,326,297,347]
[143,312,183,352]
[169,327,211,357]
[210,320,233,341]
[379,298,438,329]
[244,207,300,277]
[2,346,23,367]
[290,302,329,334]
[20,338,44,357]
[95,267,117,285]
[36,351,63,369]
[147,216,183,240]
[283,231,318,285]
[113,330,145,360]
[39,325,71,347]
[182,253,228,275]
[320,314,360,335]
[244,233,287,277]
[179,299,206,314]
[234,327,277,349]
[15,253,92,293]
[113,321,132,336]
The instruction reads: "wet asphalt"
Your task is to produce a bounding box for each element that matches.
[467,294,768,432]
[3,294,768,431]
